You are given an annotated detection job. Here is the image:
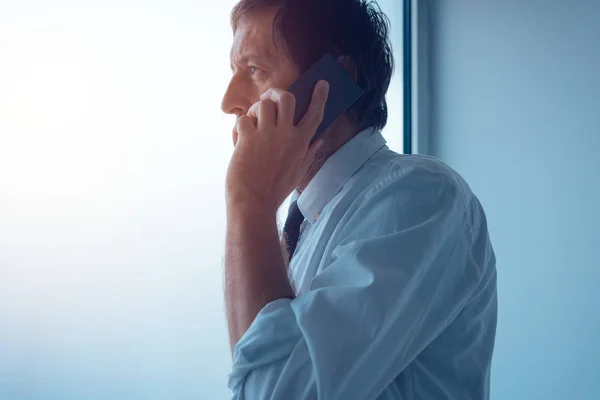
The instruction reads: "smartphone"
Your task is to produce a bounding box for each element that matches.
[287,53,364,145]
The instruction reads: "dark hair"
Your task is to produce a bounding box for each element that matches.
[231,0,394,131]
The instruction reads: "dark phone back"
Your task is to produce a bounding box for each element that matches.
[287,53,364,144]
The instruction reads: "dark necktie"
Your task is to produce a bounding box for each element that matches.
[283,200,305,262]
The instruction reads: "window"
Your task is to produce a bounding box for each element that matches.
[0,1,404,398]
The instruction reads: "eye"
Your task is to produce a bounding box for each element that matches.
[249,66,260,76]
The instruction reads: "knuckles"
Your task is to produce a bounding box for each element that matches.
[235,115,255,133]
[258,98,277,111]
[280,91,296,104]
[237,115,252,124]
[260,89,296,108]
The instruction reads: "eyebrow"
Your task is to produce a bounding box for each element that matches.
[230,49,277,71]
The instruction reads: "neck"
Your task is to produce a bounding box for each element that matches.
[296,117,359,193]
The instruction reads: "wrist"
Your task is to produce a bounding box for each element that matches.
[226,194,278,220]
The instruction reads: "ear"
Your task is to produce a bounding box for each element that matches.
[336,55,358,82]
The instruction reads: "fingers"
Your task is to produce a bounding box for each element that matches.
[298,80,329,140]
[248,99,277,130]
[239,83,322,146]
[235,115,256,139]
[259,100,277,128]
[246,103,259,127]
[260,88,296,127]
[232,127,238,147]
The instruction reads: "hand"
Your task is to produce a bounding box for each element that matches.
[225,80,329,213]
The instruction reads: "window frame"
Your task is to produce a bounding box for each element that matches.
[405,0,432,155]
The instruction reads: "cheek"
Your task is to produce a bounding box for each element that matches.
[243,79,262,99]
[267,63,301,90]
[278,74,300,90]
[284,64,302,86]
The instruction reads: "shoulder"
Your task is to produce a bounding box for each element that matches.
[355,152,474,214]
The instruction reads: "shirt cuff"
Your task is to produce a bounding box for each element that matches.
[227,298,301,393]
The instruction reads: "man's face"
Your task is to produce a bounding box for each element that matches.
[221,8,301,131]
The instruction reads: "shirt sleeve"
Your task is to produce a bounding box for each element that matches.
[228,166,488,400]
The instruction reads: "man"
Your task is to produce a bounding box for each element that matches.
[221,0,497,399]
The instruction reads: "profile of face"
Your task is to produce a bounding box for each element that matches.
[221,8,301,146]
[221,7,359,192]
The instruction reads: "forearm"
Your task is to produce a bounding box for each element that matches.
[224,202,295,355]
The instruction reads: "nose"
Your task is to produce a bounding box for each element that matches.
[221,75,249,117]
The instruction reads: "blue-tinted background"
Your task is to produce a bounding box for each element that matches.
[428,0,600,399]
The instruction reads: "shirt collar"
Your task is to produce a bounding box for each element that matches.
[290,126,387,224]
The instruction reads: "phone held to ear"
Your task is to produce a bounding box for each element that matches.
[287,53,364,145]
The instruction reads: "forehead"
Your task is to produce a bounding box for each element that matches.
[230,9,283,64]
